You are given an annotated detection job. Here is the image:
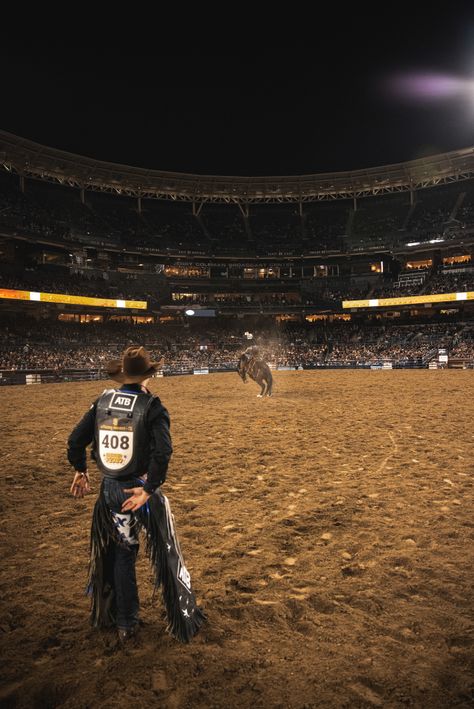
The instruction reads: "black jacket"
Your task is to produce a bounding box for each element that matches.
[67,383,172,493]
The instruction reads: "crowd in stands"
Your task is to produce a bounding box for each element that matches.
[2,259,474,316]
[0,271,113,298]
[0,267,366,309]
[1,316,473,373]
[304,203,348,252]
[374,266,427,298]
[172,293,302,307]
[0,270,164,305]
[423,269,474,295]
[371,283,421,298]
[456,198,474,230]
[405,187,456,238]
[0,262,170,304]
[369,267,474,299]
[2,169,473,257]
[450,341,474,357]
[309,282,369,303]
[351,196,407,246]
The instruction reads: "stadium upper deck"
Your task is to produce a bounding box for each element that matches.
[1,156,474,259]
[1,129,474,203]
[1,131,474,320]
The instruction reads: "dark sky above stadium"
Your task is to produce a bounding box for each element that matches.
[2,13,474,177]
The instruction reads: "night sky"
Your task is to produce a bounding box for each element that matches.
[2,16,474,177]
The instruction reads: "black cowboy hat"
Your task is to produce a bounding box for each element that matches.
[106,346,162,383]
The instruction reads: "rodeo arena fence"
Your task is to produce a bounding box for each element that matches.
[1,349,472,386]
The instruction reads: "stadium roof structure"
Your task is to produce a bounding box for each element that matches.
[1,129,474,205]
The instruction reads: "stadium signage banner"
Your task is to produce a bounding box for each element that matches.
[178,261,295,267]
[342,291,474,309]
[0,289,147,310]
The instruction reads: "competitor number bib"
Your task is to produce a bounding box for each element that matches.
[98,428,134,471]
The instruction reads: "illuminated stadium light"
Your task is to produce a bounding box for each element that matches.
[429,238,445,243]
[406,242,421,246]
[0,288,147,309]
[343,291,474,309]
[388,73,474,102]
[185,309,195,316]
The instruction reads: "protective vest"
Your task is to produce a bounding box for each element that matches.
[94,388,154,478]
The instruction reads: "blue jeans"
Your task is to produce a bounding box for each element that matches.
[102,477,143,630]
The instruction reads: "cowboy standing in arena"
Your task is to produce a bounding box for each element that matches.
[67,346,204,646]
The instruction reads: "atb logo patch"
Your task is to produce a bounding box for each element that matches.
[110,392,138,412]
[98,429,134,471]
[177,559,192,592]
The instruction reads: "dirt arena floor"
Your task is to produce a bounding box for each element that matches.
[0,370,473,708]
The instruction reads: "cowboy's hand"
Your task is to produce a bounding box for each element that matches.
[122,488,151,512]
[70,471,91,498]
